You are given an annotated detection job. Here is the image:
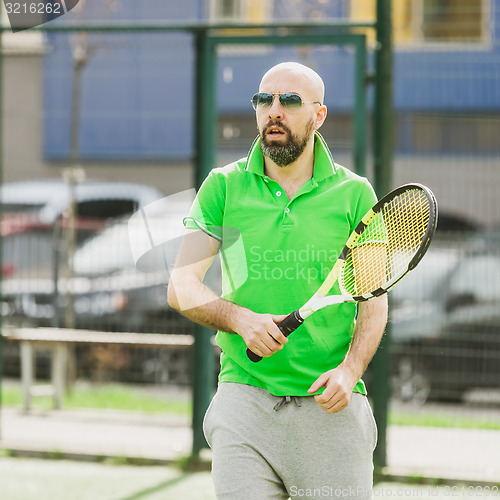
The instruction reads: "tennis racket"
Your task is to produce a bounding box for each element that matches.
[247,183,438,362]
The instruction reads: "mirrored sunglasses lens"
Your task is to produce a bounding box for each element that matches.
[252,93,273,110]
[280,93,303,110]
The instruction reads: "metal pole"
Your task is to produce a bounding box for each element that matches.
[374,0,394,196]
[353,35,368,177]
[0,2,3,440]
[372,0,394,471]
[191,31,216,457]
[0,20,377,34]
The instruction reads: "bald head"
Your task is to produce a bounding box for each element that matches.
[259,62,325,105]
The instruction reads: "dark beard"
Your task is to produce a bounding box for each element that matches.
[260,120,314,167]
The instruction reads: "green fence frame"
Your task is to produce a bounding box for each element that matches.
[197,32,368,179]
[0,0,393,465]
[193,30,368,458]
[193,22,392,465]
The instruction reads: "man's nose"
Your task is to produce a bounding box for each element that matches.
[268,96,283,120]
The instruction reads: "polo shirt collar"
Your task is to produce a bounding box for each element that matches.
[245,131,338,181]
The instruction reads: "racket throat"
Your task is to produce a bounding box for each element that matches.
[299,294,325,318]
[300,293,354,318]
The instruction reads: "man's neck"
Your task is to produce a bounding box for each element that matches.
[263,141,315,199]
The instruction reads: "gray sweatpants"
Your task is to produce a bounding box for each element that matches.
[203,382,377,500]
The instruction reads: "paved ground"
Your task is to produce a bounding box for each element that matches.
[0,456,216,500]
[1,456,500,500]
[2,405,500,485]
[1,400,500,499]
[0,407,193,463]
[387,425,500,482]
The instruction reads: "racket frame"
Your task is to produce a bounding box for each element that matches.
[303,183,437,313]
[246,183,438,363]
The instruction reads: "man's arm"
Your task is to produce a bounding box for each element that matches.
[167,229,288,357]
[308,295,388,413]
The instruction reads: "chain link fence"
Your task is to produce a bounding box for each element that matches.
[1,0,500,478]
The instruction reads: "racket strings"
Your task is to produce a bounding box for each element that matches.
[341,189,432,296]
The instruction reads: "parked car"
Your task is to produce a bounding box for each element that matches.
[1,191,199,334]
[1,179,165,280]
[1,192,204,384]
[1,179,164,223]
[390,230,500,403]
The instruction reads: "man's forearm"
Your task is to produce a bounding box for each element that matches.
[167,270,289,358]
[167,272,247,333]
[341,296,388,381]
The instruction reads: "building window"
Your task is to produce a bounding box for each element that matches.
[420,0,485,42]
[208,0,273,54]
[212,0,241,20]
[350,0,490,45]
[209,0,271,23]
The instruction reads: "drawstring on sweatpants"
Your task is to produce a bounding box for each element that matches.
[273,396,302,412]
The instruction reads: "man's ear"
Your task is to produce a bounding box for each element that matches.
[314,105,328,130]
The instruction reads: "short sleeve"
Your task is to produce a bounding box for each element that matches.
[184,171,226,241]
[351,179,378,230]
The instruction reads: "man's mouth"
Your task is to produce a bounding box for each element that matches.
[266,126,286,138]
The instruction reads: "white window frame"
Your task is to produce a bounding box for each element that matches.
[1,3,46,55]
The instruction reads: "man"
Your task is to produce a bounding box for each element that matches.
[168,62,388,499]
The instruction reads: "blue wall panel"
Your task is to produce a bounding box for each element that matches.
[43,0,500,160]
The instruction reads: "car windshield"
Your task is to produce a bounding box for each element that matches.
[1,203,46,214]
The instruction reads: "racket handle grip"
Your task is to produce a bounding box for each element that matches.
[246,310,304,363]
[277,310,304,337]
[246,349,262,363]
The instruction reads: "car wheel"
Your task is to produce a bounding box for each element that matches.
[392,356,431,405]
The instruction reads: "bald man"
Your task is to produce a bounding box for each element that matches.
[168,62,388,499]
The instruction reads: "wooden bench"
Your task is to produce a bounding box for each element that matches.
[2,327,194,411]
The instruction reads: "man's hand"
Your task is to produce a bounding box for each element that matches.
[308,297,388,414]
[236,311,289,358]
[307,365,358,414]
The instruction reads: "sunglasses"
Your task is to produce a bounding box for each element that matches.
[251,92,322,113]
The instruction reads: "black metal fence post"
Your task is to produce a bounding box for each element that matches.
[191,31,217,457]
[372,0,394,470]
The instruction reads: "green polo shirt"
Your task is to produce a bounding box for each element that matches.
[185,132,377,396]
